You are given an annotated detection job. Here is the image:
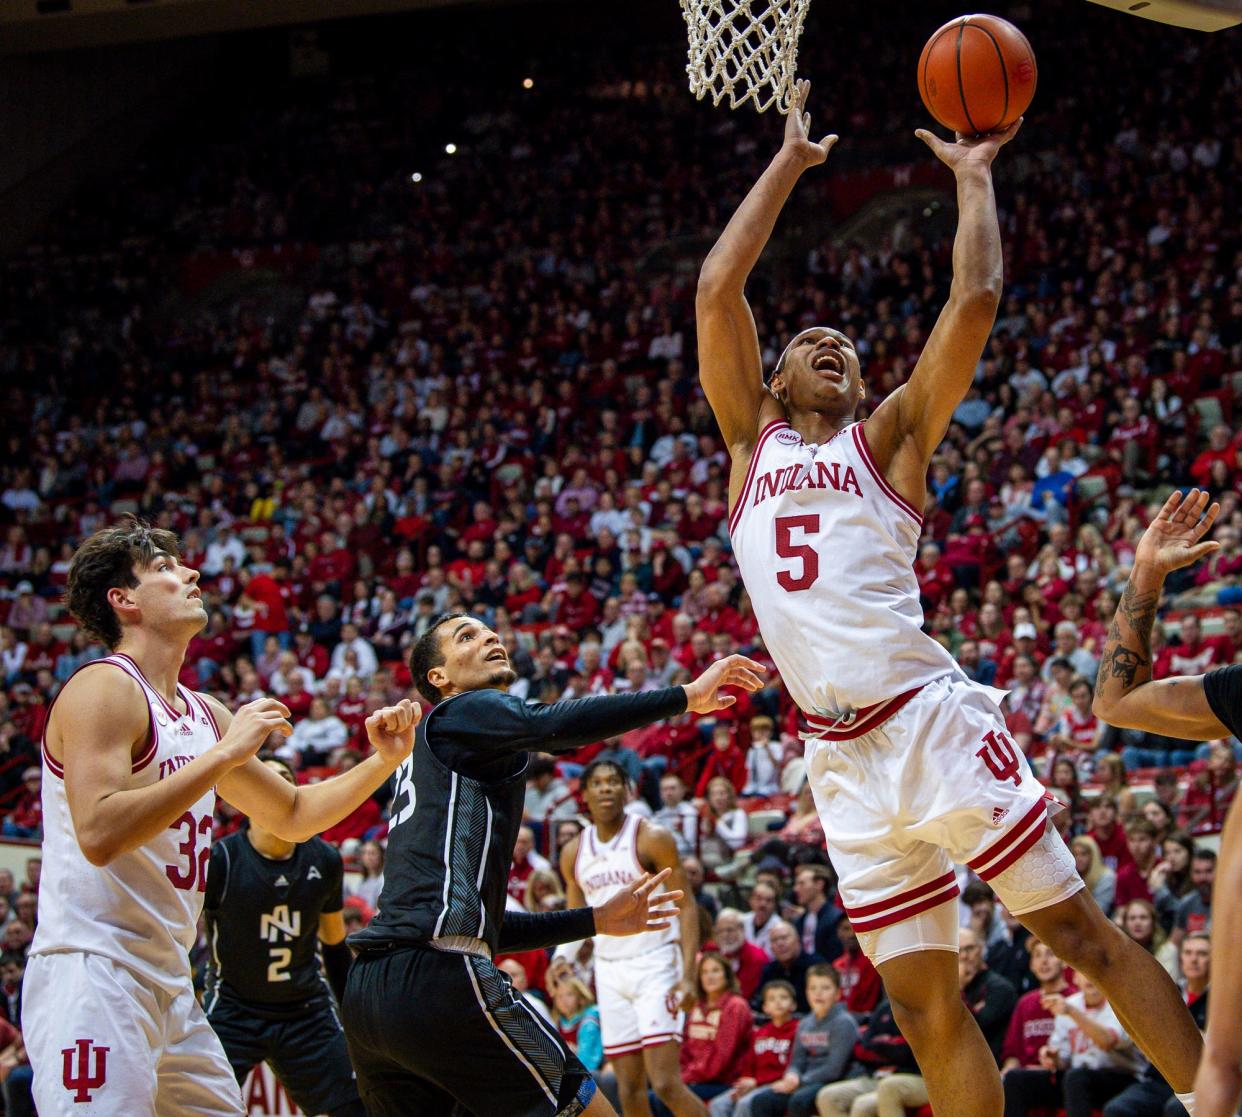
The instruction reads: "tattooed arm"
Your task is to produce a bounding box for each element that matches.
[1092,489,1229,739]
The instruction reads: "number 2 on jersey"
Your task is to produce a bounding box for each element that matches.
[775,514,821,592]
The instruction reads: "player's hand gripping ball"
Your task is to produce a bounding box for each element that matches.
[918,14,1036,136]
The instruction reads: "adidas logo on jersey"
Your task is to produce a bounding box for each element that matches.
[274,875,289,887]
[307,866,322,880]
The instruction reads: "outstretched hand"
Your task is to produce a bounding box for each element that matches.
[783,79,838,168]
[915,116,1022,172]
[1134,488,1220,577]
[593,868,684,937]
[683,654,767,714]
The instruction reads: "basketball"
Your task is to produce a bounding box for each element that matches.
[918,14,1037,135]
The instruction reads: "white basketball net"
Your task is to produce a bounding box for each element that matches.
[681,0,811,115]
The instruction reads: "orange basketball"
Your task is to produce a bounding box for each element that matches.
[918,14,1036,136]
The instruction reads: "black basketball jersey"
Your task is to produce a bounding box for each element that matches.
[1205,664,1242,739]
[204,829,344,1017]
[350,685,685,955]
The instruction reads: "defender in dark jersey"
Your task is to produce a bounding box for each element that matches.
[342,612,765,1117]
[1091,488,1242,1117]
[205,757,364,1117]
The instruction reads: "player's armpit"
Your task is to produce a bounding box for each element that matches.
[1093,675,1227,740]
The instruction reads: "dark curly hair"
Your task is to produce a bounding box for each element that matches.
[65,520,181,648]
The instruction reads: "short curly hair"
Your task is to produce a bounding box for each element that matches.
[65,520,181,648]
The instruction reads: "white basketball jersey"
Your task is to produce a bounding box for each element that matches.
[576,814,678,962]
[730,419,957,721]
[33,654,222,993]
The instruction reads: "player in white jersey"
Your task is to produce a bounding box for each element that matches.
[25,521,419,1116]
[561,759,703,1117]
[695,80,1203,1117]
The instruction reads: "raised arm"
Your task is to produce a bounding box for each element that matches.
[697,80,837,459]
[216,698,419,842]
[867,120,1021,484]
[55,666,289,866]
[1092,489,1228,739]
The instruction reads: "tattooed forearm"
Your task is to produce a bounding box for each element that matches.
[1095,570,1165,709]
[1117,583,1160,658]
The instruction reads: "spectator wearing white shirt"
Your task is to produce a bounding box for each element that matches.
[653,773,699,857]
[742,879,780,956]
[329,622,379,679]
[269,651,317,695]
[279,697,349,766]
[523,756,579,827]
[742,716,783,798]
[202,526,246,576]
[1003,977,1141,1117]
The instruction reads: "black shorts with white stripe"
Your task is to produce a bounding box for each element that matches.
[342,943,596,1117]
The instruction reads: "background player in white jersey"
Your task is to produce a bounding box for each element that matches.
[561,759,703,1117]
[24,521,418,1117]
[695,81,1203,1117]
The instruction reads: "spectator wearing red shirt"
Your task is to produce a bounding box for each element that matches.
[1000,939,1077,1075]
[695,724,747,798]
[551,574,600,633]
[679,952,755,1102]
[293,629,330,680]
[320,753,382,844]
[712,909,771,1003]
[1108,396,1158,482]
[238,566,290,660]
[832,919,882,1021]
[1205,609,1242,664]
[718,981,800,1112]
[505,825,552,906]
[1189,424,1235,487]
[1087,796,1134,874]
[915,542,956,612]
[1114,819,1160,907]
[2,767,43,839]
[1166,614,1219,678]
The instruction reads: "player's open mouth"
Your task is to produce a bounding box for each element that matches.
[187,589,201,600]
[486,649,507,663]
[812,351,843,377]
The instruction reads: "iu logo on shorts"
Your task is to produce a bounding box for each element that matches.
[62,1038,109,1102]
[976,729,1022,788]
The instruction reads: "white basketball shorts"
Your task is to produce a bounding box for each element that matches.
[804,674,1082,965]
[23,952,243,1117]
[596,942,685,1058]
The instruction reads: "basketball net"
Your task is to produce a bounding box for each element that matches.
[681,0,811,114]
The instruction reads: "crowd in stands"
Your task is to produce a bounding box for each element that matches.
[0,0,1237,1112]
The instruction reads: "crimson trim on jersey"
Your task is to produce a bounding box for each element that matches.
[848,882,960,933]
[131,728,159,774]
[850,424,923,525]
[727,420,791,536]
[968,800,1049,881]
[38,658,156,777]
[113,652,188,721]
[801,684,924,742]
[41,742,65,779]
[187,689,222,742]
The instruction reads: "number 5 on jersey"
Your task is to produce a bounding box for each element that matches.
[775,514,821,592]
